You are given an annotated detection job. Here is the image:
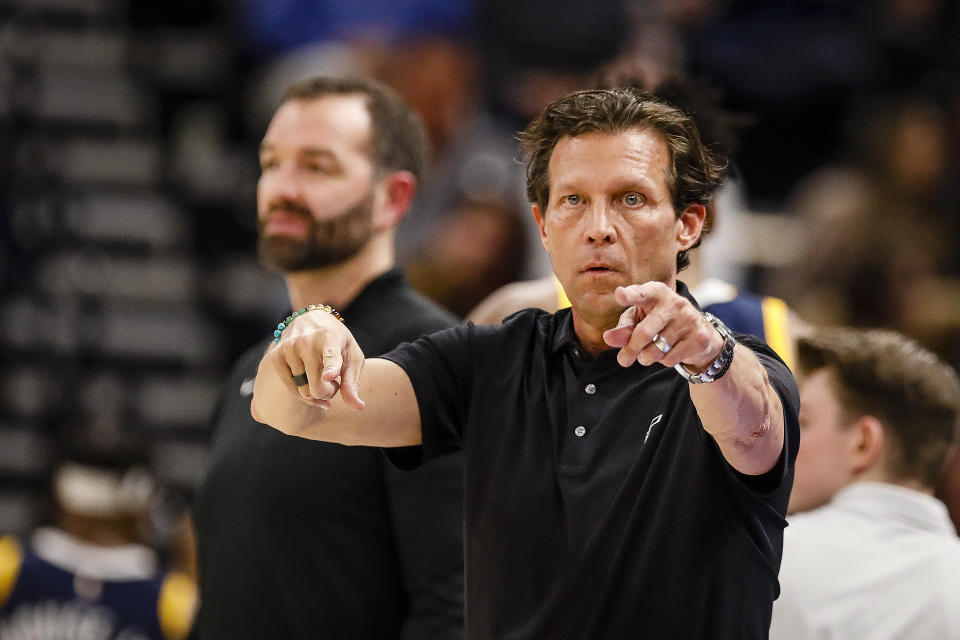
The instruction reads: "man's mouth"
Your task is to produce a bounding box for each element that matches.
[264,210,310,235]
[581,262,616,274]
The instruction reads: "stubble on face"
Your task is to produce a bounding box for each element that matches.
[257,189,375,272]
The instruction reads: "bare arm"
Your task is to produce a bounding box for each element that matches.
[250,310,422,447]
[604,283,785,476]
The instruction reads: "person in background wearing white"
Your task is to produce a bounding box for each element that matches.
[771,326,960,640]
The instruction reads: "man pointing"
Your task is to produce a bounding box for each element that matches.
[253,86,799,639]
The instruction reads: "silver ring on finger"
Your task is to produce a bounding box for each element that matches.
[652,333,672,354]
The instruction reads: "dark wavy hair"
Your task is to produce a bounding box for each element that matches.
[518,86,727,271]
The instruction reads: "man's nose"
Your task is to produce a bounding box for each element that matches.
[262,163,302,201]
[584,204,617,243]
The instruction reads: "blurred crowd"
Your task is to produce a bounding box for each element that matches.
[1,0,959,636]
[237,0,960,347]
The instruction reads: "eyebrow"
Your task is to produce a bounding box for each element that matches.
[259,146,345,173]
[299,148,338,161]
[258,143,339,161]
[552,174,660,196]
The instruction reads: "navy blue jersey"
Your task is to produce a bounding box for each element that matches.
[695,278,796,370]
[0,535,195,640]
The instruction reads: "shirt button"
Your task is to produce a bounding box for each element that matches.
[574,425,586,437]
[573,348,582,358]
[584,383,596,395]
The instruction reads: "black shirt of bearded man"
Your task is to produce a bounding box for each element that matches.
[195,270,464,639]
[382,281,800,639]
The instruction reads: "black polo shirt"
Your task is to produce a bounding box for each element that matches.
[382,283,800,639]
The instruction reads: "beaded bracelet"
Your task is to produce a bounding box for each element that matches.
[273,304,345,343]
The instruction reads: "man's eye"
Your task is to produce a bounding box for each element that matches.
[564,195,580,205]
[622,193,645,207]
[260,159,277,170]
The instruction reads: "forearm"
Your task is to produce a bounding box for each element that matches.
[601,282,786,475]
[689,344,784,475]
[251,352,423,447]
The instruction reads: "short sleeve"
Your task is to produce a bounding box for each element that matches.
[380,325,476,469]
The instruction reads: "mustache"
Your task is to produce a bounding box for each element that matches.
[266,199,312,218]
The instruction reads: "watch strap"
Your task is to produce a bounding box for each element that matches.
[674,312,736,384]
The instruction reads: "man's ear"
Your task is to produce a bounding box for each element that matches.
[372,170,417,231]
[532,203,549,251]
[849,415,887,475]
[676,203,706,250]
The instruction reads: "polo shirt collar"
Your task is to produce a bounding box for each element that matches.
[279,269,405,320]
[549,280,699,355]
[342,268,404,315]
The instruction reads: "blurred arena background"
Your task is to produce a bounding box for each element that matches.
[1,0,958,563]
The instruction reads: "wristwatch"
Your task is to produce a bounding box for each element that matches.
[674,312,736,384]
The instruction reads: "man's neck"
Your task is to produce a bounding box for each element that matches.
[683,252,703,290]
[572,309,621,354]
[284,234,395,311]
[571,275,678,355]
[853,469,935,496]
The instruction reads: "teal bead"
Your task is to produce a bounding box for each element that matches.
[277,322,286,330]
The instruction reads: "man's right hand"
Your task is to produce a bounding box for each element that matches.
[251,310,422,447]
[264,310,367,412]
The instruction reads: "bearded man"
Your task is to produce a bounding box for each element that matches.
[192,76,464,639]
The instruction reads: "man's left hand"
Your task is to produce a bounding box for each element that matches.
[602,282,722,372]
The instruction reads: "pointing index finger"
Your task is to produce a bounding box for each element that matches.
[338,342,366,410]
[320,347,344,381]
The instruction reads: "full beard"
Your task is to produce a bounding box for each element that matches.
[257,192,375,272]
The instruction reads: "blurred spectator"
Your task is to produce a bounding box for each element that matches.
[192,76,464,640]
[476,0,631,126]
[240,0,472,58]
[771,327,960,639]
[0,433,197,640]
[466,275,564,326]
[678,0,959,208]
[683,1,880,207]
[407,196,528,317]
[766,93,960,361]
[938,449,960,534]
[371,33,535,277]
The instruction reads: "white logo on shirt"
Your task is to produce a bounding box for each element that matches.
[645,413,662,443]
[240,377,255,397]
